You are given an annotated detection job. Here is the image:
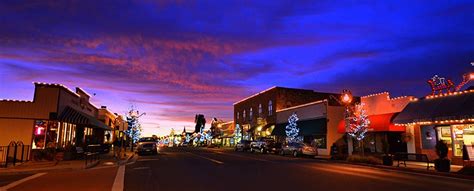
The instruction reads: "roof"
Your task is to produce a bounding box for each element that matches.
[393,90,474,125]
[233,86,318,105]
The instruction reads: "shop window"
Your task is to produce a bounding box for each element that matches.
[305,135,326,149]
[268,100,273,116]
[249,108,253,119]
[419,125,437,150]
[452,124,474,157]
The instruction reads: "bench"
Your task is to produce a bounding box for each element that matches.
[393,153,434,170]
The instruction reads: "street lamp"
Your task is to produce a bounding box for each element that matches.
[340,89,354,156]
[341,89,353,105]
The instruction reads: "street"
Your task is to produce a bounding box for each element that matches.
[1,147,473,191]
[124,147,474,191]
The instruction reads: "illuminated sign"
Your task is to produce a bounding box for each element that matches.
[427,75,454,95]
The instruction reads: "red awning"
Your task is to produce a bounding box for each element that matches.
[337,113,405,134]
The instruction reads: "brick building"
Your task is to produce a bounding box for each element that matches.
[233,86,349,141]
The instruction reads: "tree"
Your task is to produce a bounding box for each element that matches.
[194,114,206,133]
[125,107,145,144]
[285,113,301,143]
[346,103,370,155]
[234,124,241,144]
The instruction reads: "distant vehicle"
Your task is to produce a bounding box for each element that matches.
[279,142,317,157]
[235,140,251,152]
[137,138,158,156]
[250,138,274,153]
[138,137,157,143]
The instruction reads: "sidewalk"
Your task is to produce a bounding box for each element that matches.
[0,150,135,175]
[313,157,472,180]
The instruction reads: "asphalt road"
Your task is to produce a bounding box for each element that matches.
[124,147,474,191]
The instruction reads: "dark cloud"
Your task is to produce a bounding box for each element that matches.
[1,0,473,135]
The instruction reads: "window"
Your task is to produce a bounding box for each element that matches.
[237,112,240,120]
[268,100,273,116]
[249,108,253,119]
[243,110,246,121]
[258,104,262,115]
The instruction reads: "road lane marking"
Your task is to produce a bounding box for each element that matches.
[0,172,46,191]
[132,167,150,170]
[112,165,125,191]
[186,152,224,164]
[137,159,160,162]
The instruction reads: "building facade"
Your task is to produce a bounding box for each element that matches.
[0,83,112,151]
[338,92,414,155]
[393,89,474,165]
[233,86,348,141]
[274,100,345,156]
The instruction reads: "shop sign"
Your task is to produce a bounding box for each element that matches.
[427,75,454,95]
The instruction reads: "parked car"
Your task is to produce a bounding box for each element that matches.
[279,142,317,157]
[235,140,251,151]
[269,142,283,154]
[250,138,275,153]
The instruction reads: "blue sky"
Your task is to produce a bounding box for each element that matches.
[0,1,473,136]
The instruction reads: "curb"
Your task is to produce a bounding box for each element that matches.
[312,158,474,181]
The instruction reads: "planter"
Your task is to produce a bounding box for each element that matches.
[382,155,393,166]
[434,158,451,172]
[55,152,64,161]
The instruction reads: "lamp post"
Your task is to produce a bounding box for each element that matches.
[340,89,354,156]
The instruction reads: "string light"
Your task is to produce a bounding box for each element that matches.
[426,89,474,99]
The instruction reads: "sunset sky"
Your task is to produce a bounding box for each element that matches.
[1,1,473,136]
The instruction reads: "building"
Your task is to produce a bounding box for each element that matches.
[211,121,235,146]
[338,92,414,155]
[233,86,351,141]
[0,82,112,150]
[98,106,119,144]
[393,89,474,165]
[273,100,345,156]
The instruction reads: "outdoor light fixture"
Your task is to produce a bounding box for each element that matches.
[341,89,353,104]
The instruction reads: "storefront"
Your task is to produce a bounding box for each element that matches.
[272,100,345,156]
[337,92,414,154]
[0,82,113,152]
[393,89,474,164]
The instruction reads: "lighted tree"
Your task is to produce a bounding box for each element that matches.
[285,113,301,143]
[234,124,242,143]
[346,103,370,155]
[125,107,145,144]
[347,103,370,141]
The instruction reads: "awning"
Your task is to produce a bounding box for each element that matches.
[337,113,405,133]
[393,92,474,124]
[58,106,112,130]
[272,118,327,136]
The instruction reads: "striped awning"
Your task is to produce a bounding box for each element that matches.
[58,106,112,130]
